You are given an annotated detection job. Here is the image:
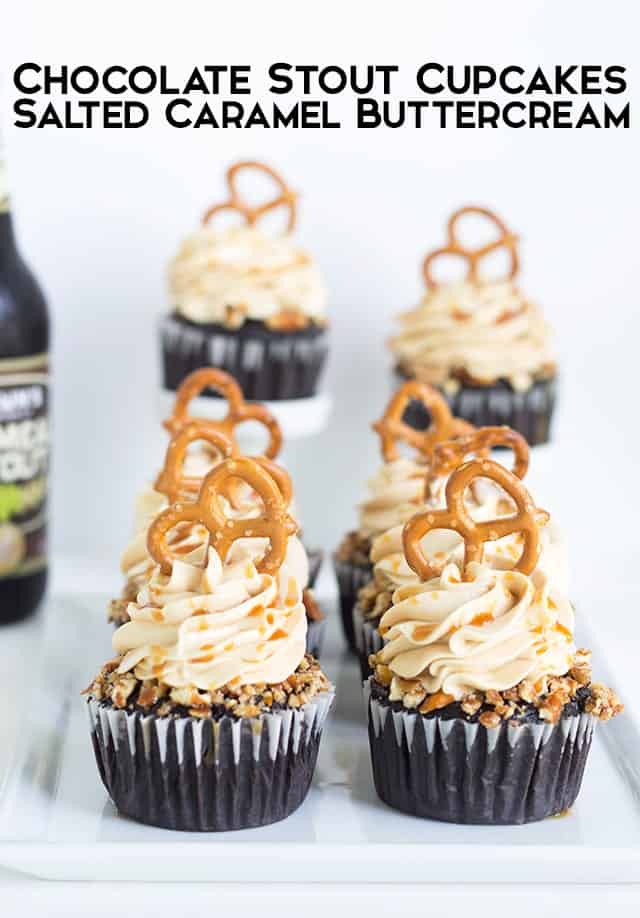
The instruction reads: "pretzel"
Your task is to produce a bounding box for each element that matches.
[372,381,475,463]
[148,457,298,576]
[155,421,236,504]
[155,420,293,514]
[403,459,542,581]
[202,161,297,233]
[430,426,529,482]
[241,457,293,510]
[422,206,519,289]
[164,367,282,459]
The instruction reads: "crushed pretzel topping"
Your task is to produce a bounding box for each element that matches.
[369,649,622,727]
[335,530,372,567]
[84,653,331,720]
[357,574,393,622]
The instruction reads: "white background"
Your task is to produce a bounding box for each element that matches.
[1,0,639,910]
[1,0,638,595]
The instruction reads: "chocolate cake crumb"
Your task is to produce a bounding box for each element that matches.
[84,653,331,720]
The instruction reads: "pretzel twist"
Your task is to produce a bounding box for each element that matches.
[148,457,298,576]
[422,206,519,289]
[372,381,475,463]
[164,367,282,459]
[202,161,297,233]
[403,459,541,581]
[154,421,236,504]
[430,426,530,482]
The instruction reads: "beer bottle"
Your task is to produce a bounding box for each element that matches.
[0,134,49,623]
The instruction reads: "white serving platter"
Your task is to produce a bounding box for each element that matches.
[0,587,639,883]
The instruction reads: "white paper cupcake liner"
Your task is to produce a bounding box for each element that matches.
[332,556,373,654]
[87,690,334,831]
[306,617,327,658]
[352,603,383,680]
[161,314,329,401]
[365,684,595,825]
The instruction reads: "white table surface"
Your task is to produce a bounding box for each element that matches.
[1,559,639,914]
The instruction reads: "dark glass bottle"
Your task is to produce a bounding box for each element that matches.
[0,138,49,623]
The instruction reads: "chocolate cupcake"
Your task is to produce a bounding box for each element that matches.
[366,458,621,825]
[109,368,326,651]
[88,457,334,832]
[335,380,473,657]
[389,206,557,445]
[162,161,328,401]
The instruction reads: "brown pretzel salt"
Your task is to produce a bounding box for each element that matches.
[422,206,519,290]
[202,161,297,234]
[430,426,530,482]
[403,459,542,582]
[154,421,236,504]
[148,457,298,576]
[372,380,475,463]
[164,367,282,459]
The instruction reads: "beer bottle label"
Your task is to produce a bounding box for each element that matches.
[0,353,48,577]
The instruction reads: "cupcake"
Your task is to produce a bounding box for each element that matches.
[334,380,473,654]
[356,425,570,665]
[87,457,334,831]
[162,161,329,401]
[355,426,569,679]
[389,206,557,444]
[110,368,326,652]
[366,458,622,825]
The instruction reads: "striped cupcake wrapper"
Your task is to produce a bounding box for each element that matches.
[88,691,334,832]
[395,370,557,446]
[331,556,373,655]
[161,314,329,401]
[365,684,595,825]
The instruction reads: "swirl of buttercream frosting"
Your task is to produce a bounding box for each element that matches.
[389,280,554,392]
[377,561,574,699]
[369,512,568,599]
[168,225,327,326]
[357,458,427,541]
[121,516,310,601]
[114,540,307,690]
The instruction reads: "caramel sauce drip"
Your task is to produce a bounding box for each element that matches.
[268,628,288,641]
[285,576,298,607]
[554,622,572,638]
[470,611,494,627]
[412,624,434,642]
